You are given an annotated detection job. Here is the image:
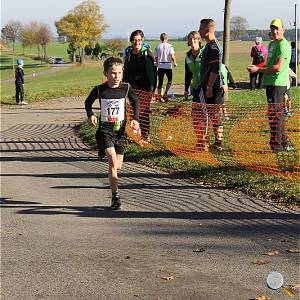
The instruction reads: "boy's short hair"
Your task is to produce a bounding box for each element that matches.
[160,33,168,42]
[187,31,202,46]
[130,29,144,42]
[103,57,123,72]
[200,18,216,27]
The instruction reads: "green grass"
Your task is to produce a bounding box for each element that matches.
[11,42,70,60]
[78,120,300,207]
[1,62,104,104]
[0,51,51,81]
[1,41,299,105]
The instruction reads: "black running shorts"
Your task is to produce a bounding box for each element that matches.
[96,123,127,156]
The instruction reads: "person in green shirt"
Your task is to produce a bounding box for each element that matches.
[184,31,208,150]
[247,18,292,152]
[184,31,203,102]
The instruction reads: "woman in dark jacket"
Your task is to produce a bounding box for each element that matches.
[123,30,156,142]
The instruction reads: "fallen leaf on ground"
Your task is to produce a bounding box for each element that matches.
[262,250,279,256]
[292,283,300,288]
[161,276,174,281]
[286,248,300,253]
[282,286,297,297]
[250,296,270,300]
[252,260,270,265]
[125,256,130,259]
[193,248,205,253]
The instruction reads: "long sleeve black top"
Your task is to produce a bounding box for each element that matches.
[15,66,24,84]
[85,82,139,122]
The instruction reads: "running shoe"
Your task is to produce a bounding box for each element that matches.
[98,150,106,159]
[110,194,121,210]
[273,145,294,153]
[162,95,169,102]
[209,141,223,151]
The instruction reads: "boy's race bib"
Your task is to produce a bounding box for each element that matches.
[100,98,125,122]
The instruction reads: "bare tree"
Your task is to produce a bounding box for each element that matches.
[230,16,248,40]
[25,22,43,58]
[36,24,52,62]
[1,21,22,71]
[105,39,124,56]
[20,24,35,55]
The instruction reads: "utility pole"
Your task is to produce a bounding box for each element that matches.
[222,0,231,66]
[294,3,298,77]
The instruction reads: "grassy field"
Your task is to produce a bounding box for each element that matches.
[0,50,51,81]
[12,42,70,60]
[0,40,274,104]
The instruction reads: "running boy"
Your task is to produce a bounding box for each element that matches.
[85,57,140,210]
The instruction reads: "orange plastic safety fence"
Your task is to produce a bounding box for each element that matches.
[127,89,300,178]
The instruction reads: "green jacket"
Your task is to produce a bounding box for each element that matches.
[184,48,202,91]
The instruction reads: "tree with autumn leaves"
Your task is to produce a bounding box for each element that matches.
[55,0,108,63]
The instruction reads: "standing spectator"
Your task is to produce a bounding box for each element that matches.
[184,31,202,101]
[15,58,27,105]
[199,18,225,151]
[155,33,177,101]
[249,37,268,90]
[248,19,292,152]
[184,31,207,150]
[123,29,155,142]
[289,41,298,86]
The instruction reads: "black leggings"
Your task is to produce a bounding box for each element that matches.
[157,69,172,89]
[15,83,24,103]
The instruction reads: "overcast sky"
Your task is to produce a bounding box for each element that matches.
[1,0,298,38]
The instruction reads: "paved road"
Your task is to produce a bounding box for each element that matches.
[1,98,299,300]
[1,64,75,84]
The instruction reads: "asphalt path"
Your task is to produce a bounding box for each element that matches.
[1,97,299,300]
[1,64,75,84]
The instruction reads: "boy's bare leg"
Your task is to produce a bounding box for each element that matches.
[105,147,123,193]
[212,125,223,150]
[288,100,292,112]
[214,125,223,140]
[284,93,288,108]
[105,147,124,209]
